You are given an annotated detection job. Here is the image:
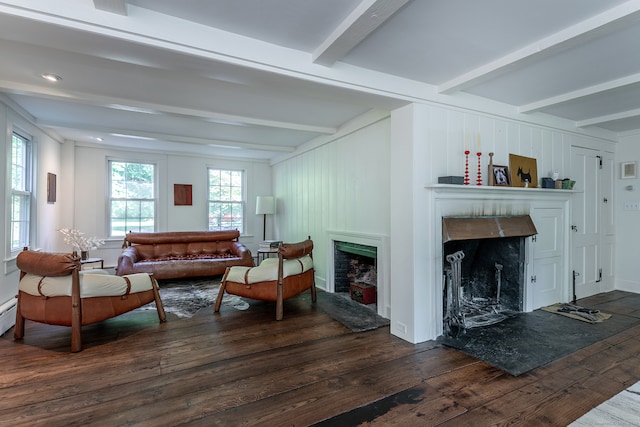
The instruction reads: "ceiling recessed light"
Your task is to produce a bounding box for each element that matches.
[41,73,62,82]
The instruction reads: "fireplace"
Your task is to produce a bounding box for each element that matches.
[334,242,377,306]
[327,231,389,318]
[442,215,536,336]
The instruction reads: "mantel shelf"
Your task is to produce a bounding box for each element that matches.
[425,183,580,194]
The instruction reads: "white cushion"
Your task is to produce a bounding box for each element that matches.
[19,271,154,298]
[226,255,313,284]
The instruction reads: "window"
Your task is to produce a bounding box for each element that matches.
[109,161,156,237]
[208,168,244,232]
[9,132,32,252]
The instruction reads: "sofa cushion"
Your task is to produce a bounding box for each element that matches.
[226,255,313,284]
[19,271,154,298]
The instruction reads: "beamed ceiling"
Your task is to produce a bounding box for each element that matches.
[0,0,639,160]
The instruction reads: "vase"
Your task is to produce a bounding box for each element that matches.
[81,251,88,260]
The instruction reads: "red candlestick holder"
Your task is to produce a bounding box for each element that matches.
[476,152,482,185]
[464,150,470,185]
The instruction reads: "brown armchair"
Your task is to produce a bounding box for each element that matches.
[214,238,316,320]
[14,249,166,352]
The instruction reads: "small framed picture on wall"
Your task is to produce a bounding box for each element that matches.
[47,173,56,203]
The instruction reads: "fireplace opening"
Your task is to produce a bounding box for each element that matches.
[442,215,536,337]
[334,241,377,307]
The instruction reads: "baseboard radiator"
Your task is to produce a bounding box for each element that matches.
[0,297,17,336]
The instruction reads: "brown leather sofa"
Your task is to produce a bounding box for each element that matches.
[116,230,254,280]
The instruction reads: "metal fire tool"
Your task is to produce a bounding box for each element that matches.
[445,251,465,337]
[495,262,503,305]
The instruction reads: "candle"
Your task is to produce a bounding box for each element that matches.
[465,130,469,151]
[477,132,481,152]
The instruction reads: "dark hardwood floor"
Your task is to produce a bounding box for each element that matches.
[1,290,640,426]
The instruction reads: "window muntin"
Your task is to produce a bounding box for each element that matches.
[208,168,244,232]
[10,132,32,252]
[109,161,156,236]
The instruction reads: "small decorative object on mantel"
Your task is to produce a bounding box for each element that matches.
[475,132,482,185]
[562,179,576,190]
[487,152,495,186]
[58,228,105,260]
[438,176,464,185]
[464,149,470,185]
[509,154,538,188]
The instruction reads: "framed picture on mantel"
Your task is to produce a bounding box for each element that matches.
[509,154,538,188]
[489,165,510,186]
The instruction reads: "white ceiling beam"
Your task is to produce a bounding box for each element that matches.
[36,120,296,152]
[0,80,336,134]
[439,0,640,94]
[520,72,640,113]
[576,108,640,128]
[93,0,128,16]
[312,0,409,66]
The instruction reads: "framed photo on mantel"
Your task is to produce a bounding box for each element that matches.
[509,154,538,188]
[489,165,510,186]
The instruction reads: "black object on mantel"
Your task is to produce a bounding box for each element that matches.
[438,176,464,185]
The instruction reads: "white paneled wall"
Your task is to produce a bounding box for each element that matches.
[273,116,391,292]
[422,105,574,186]
[390,103,613,344]
[274,101,615,344]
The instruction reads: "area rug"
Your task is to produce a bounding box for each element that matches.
[541,303,612,323]
[438,307,640,376]
[141,279,390,332]
[139,278,248,318]
[569,380,640,426]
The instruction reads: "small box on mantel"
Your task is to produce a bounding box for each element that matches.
[350,283,377,305]
[438,176,464,185]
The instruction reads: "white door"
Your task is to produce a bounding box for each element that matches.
[571,146,608,298]
[529,207,563,309]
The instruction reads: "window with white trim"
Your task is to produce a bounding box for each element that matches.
[9,132,33,253]
[208,168,244,232]
[109,161,156,237]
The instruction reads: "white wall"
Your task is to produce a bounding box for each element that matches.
[615,132,640,292]
[389,102,616,343]
[0,101,64,334]
[272,111,391,295]
[71,144,273,267]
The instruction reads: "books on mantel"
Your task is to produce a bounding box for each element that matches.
[259,240,282,251]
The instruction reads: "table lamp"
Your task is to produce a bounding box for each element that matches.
[256,196,275,240]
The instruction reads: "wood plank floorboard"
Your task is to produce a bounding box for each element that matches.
[1,290,640,426]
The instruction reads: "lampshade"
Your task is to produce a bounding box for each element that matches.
[256,196,275,215]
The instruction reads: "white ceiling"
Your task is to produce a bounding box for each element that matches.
[0,0,639,160]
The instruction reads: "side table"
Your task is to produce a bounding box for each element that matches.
[256,249,278,264]
[81,257,104,270]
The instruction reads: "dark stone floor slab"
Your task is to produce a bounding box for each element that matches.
[438,308,640,376]
[316,291,390,332]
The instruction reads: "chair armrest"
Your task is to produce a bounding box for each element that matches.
[116,247,140,275]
